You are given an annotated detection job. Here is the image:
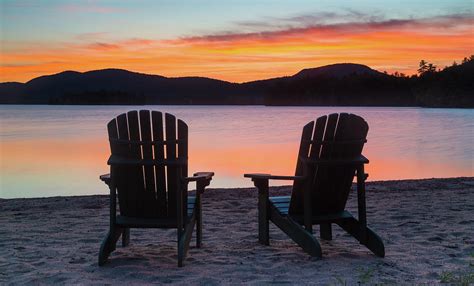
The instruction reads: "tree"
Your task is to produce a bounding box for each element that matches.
[427,63,436,73]
[418,60,428,75]
[418,60,436,75]
[462,55,474,64]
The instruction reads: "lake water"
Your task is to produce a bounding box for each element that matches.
[0,105,473,198]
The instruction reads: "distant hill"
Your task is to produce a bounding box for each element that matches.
[0,68,248,105]
[1,61,472,107]
[293,63,383,79]
[241,63,412,106]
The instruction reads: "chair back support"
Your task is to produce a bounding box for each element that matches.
[289,113,368,215]
[107,110,188,219]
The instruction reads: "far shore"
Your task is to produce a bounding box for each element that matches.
[1,177,473,284]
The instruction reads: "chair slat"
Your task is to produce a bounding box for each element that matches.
[107,119,119,155]
[106,119,122,215]
[289,121,314,212]
[319,113,339,159]
[332,114,368,210]
[116,113,135,215]
[309,113,340,213]
[165,113,178,218]
[152,111,167,216]
[127,111,147,216]
[178,119,189,219]
[139,110,158,217]
[309,116,327,159]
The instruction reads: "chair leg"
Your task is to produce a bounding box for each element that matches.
[258,215,270,246]
[98,227,123,266]
[270,208,322,257]
[178,234,184,267]
[320,223,333,240]
[122,228,130,247]
[258,197,270,245]
[196,197,202,248]
[177,218,196,267]
[337,217,385,257]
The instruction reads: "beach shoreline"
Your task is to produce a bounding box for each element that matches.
[1,177,473,284]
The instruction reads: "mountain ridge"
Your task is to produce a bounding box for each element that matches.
[1,61,472,107]
[4,63,381,85]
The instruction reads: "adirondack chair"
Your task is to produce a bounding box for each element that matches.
[244,113,384,258]
[98,110,214,267]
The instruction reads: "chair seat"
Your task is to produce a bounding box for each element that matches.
[116,196,196,228]
[269,196,354,224]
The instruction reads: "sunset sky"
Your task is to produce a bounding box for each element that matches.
[1,0,473,83]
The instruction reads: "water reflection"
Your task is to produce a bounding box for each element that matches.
[0,105,472,198]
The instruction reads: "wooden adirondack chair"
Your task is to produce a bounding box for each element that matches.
[98,110,214,267]
[244,113,384,258]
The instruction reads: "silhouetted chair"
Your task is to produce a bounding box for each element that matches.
[245,113,384,257]
[99,110,214,267]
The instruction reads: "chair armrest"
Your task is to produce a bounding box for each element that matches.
[244,173,304,197]
[244,173,305,181]
[99,173,111,186]
[183,172,214,194]
[183,172,214,182]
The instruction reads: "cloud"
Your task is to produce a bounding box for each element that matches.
[233,9,385,32]
[176,13,473,44]
[122,38,156,46]
[86,42,120,51]
[0,63,39,67]
[78,38,157,51]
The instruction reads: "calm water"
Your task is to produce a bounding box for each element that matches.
[0,105,473,198]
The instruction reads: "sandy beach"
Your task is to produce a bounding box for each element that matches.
[1,177,473,284]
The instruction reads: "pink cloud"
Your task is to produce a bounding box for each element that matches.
[174,13,474,44]
[86,42,120,51]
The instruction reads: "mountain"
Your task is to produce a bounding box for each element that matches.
[241,63,412,106]
[292,63,383,79]
[1,62,472,107]
[0,68,248,105]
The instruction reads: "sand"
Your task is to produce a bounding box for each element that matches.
[1,177,473,285]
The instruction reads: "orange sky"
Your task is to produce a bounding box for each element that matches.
[1,14,473,83]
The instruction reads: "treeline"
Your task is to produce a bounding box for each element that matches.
[256,56,473,107]
[413,56,474,107]
[259,73,413,106]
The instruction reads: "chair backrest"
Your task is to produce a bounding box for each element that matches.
[107,110,188,219]
[289,113,368,215]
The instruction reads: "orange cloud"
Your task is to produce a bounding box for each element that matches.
[86,42,121,51]
[1,14,473,83]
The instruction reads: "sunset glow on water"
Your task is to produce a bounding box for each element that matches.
[1,105,472,198]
